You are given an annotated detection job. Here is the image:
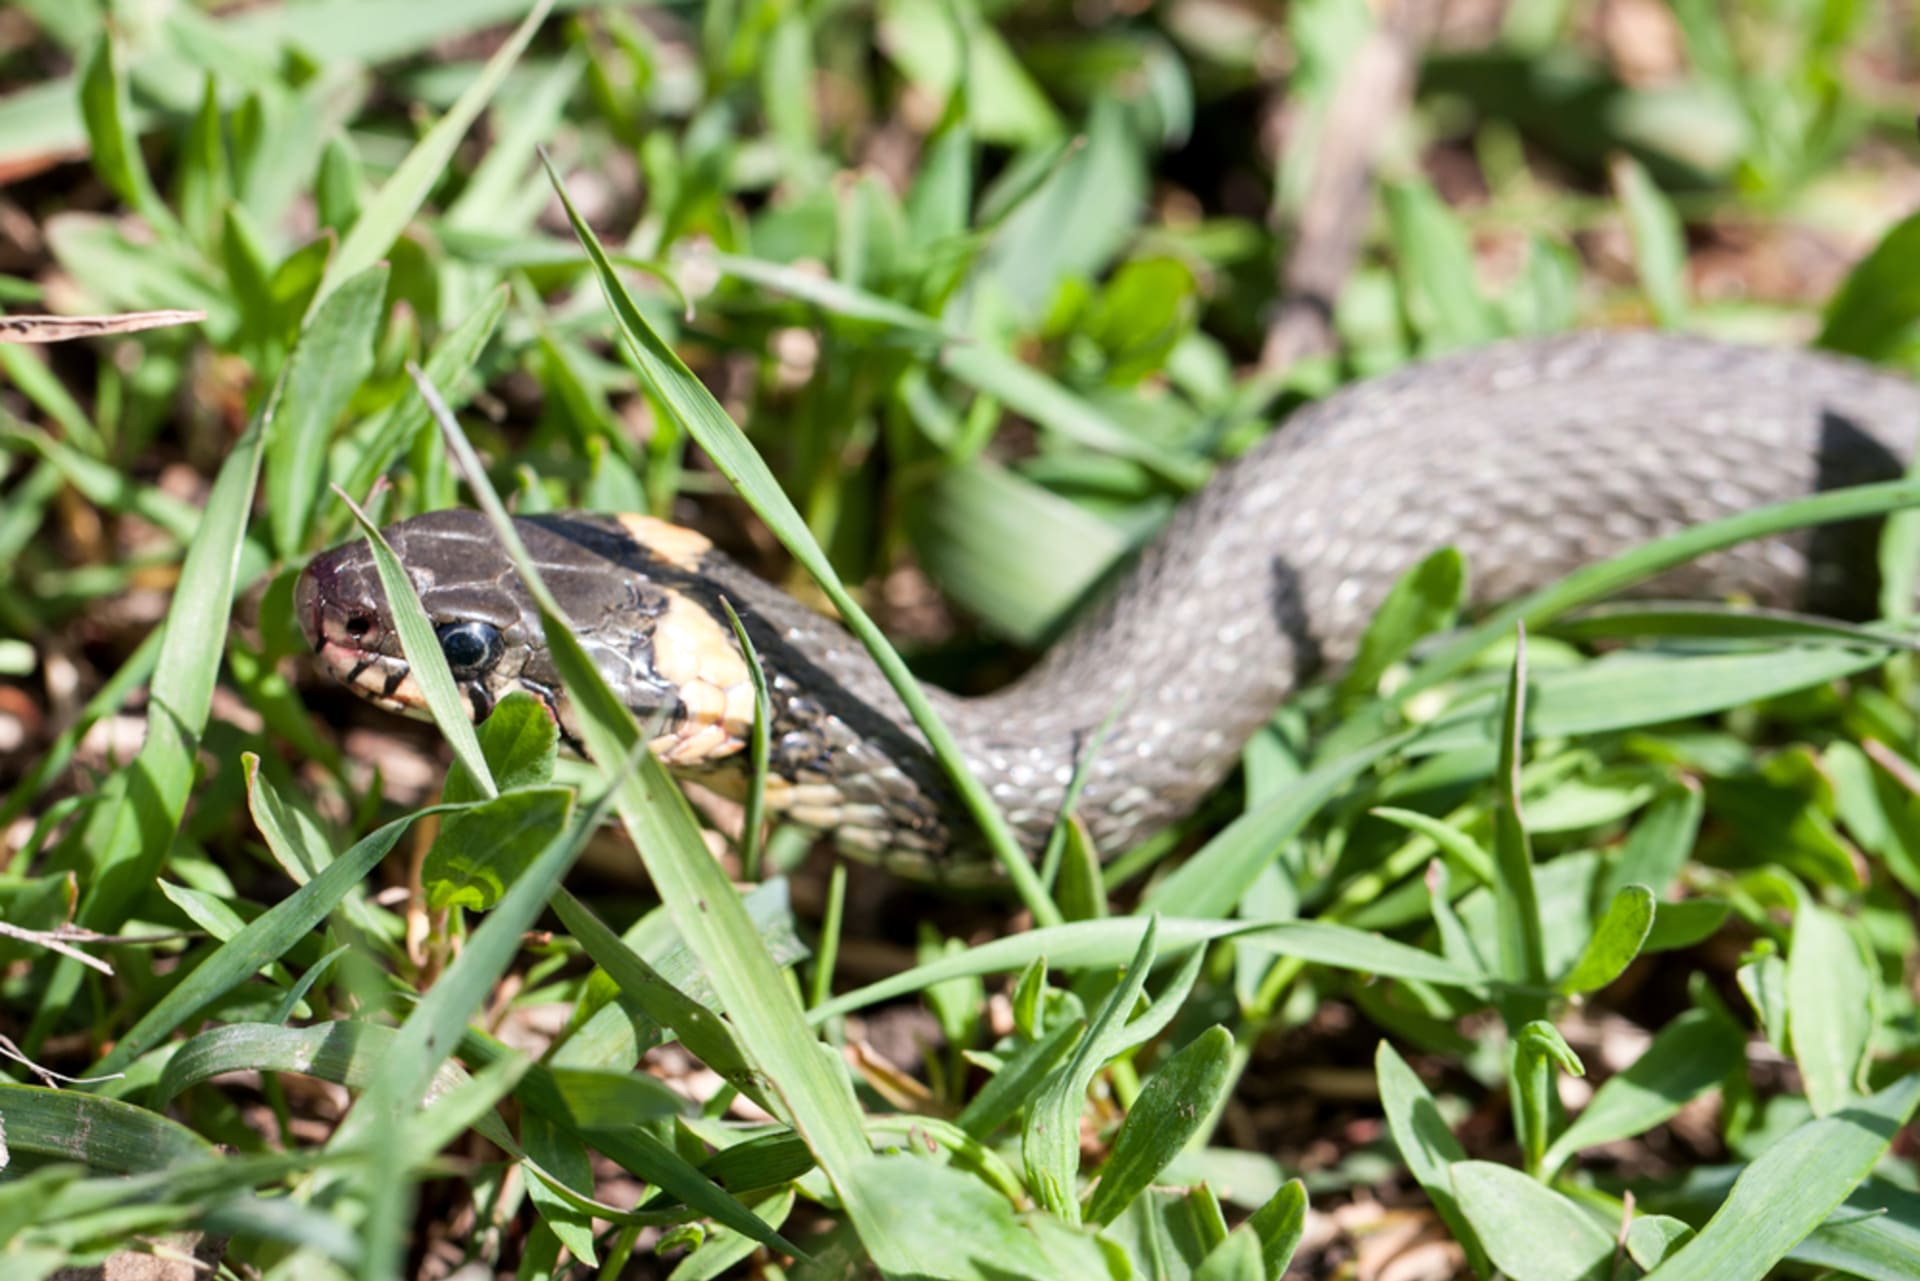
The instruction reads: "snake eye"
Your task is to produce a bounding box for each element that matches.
[435,620,504,676]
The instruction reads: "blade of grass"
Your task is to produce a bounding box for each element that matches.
[1643,1074,1920,1281]
[1492,625,1546,992]
[312,0,555,309]
[267,264,389,559]
[718,599,772,877]
[37,371,274,1047]
[333,485,496,799]
[1402,476,1920,699]
[90,801,475,1078]
[811,915,1478,1022]
[337,772,615,1281]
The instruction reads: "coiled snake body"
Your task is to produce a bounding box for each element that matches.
[298,333,1920,874]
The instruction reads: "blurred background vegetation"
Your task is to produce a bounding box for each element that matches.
[2,0,1920,1278]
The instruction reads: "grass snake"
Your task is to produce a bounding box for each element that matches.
[297,332,1920,875]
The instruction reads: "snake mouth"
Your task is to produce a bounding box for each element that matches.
[296,549,431,716]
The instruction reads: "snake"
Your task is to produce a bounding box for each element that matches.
[296,331,1920,876]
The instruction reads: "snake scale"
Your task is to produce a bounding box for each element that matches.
[298,332,1920,875]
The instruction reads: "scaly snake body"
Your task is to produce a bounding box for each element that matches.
[298,333,1920,874]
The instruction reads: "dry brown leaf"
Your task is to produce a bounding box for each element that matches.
[0,310,206,343]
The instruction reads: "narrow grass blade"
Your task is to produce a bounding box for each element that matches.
[154,1022,515,1150]
[812,914,1475,1021]
[1026,919,1158,1220]
[92,805,466,1077]
[314,0,554,307]
[1404,476,1920,698]
[1413,645,1894,755]
[1541,1008,1745,1176]
[1337,548,1466,704]
[340,784,610,1281]
[1370,807,1497,887]
[1546,602,1917,649]
[419,382,896,1269]
[540,151,1060,924]
[1610,153,1689,326]
[78,33,178,238]
[61,376,270,957]
[549,888,776,1116]
[1644,1075,1920,1281]
[718,599,773,876]
[334,485,496,799]
[269,264,388,559]
[336,285,508,507]
[0,1085,211,1173]
[1492,626,1546,989]
[1144,732,1413,919]
[939,342,1207,486]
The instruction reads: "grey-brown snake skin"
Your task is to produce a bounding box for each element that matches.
[300,332,1920,874]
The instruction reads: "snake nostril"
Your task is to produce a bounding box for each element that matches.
[345,615,373,638]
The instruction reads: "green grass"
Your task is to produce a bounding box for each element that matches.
[2,2,1919,1279]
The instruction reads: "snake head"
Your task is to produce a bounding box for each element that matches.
[296,509,756,768]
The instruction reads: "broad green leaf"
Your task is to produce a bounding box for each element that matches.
[1558,884,1656,994]
[1817,209,1920,359]
[1452,1160,1612,1281]
[1785,898,1873,1115]
[1643,898,1731,952]
[1376,1041,1489,1276]
[1628,1216,1695,1270]
[1245,1178,1308,1279]
[423,786,574,911]
[1086,1026,1233,1225]
[1644,1075,1920,1281]
[1192,1227,1263,1281]
[444,691,558,801]
[841,1156,1052,1280]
